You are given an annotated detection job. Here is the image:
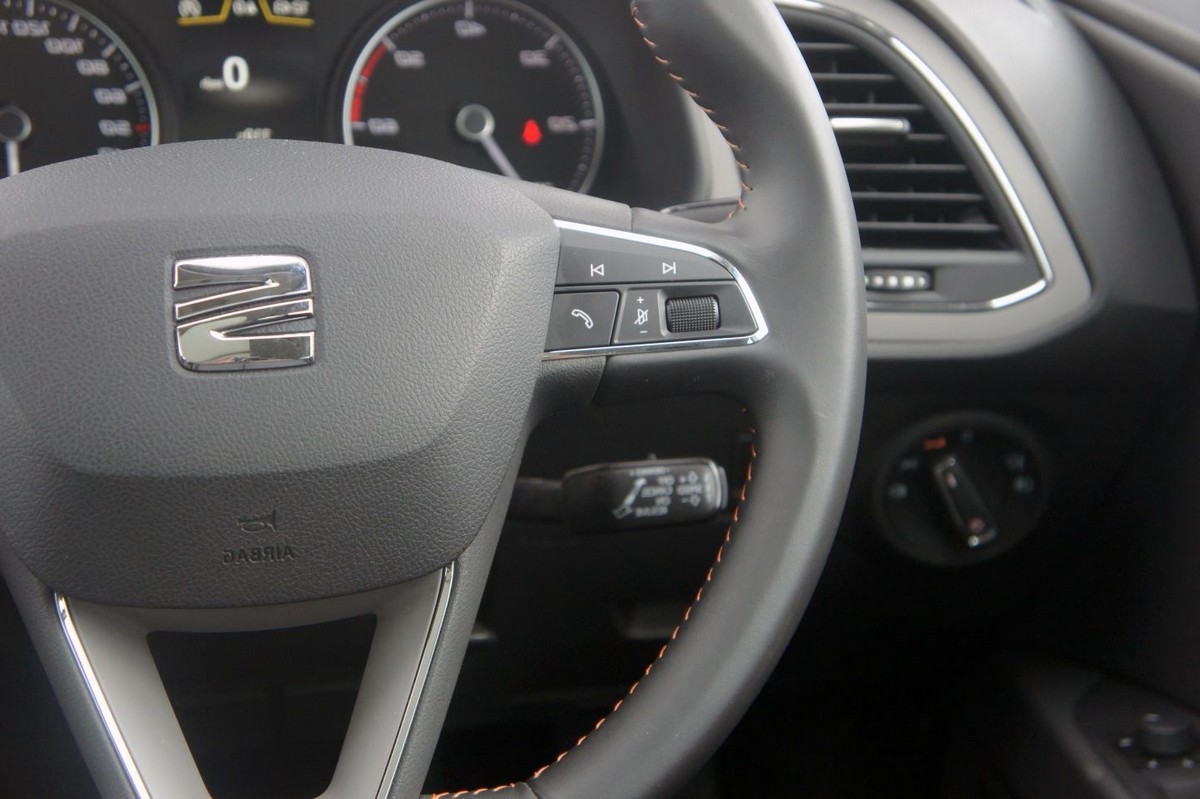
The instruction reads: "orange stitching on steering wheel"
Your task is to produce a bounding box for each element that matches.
[630,1,753,219]
[430,430,758,798]
[525,432,759,779]
[429,8,761,791]
[430,782,518,798]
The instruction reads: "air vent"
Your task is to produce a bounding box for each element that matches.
[794,26,1011,251]
[781,11,1049,310]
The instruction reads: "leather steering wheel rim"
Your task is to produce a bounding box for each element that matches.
[416,1,865,796]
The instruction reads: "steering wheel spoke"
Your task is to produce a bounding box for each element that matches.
[57,570,452,799]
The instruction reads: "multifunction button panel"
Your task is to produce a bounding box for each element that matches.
[545,221,767,357]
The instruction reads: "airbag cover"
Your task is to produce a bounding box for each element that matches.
[0,140,557,607]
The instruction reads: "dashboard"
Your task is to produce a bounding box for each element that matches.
[0,0,1190,363]
[1,0,1123,363]
[0,0,1156,361]
[0,0,707,207]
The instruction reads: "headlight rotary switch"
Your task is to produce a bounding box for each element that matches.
[930,454,998,549]
[875,414,1049,566]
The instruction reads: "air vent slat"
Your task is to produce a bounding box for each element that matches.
[824,102,927,115]
[796,42,858,53]
[812,73,897,84]
[853,191,986,203]
[858,222,1003,234]
[845,163,969,174]
[791,22,1014,252]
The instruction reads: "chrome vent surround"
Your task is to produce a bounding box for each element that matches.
[779,2,1051,311]
[799,28,1010,250]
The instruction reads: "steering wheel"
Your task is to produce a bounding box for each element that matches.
[0,0,863,796]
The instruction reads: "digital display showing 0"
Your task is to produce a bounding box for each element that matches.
[173,0,319,142]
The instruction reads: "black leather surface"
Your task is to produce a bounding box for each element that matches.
[0,141,559,608]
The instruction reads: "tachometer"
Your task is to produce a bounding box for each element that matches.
[0,0,157,177]
[342,0,603,193]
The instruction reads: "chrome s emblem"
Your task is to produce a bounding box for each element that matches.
[172,254,315,372]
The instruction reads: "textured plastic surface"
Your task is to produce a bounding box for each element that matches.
[0,140,558,608]
[1068,10,1200,289]
[1061,0,1200,69]
[891,0,1193,355]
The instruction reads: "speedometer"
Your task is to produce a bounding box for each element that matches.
[0,0,157,178]
[342,0,603,193]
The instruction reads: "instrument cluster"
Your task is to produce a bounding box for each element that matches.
[0,0,611,192]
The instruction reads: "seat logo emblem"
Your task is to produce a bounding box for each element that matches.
[172,254,315,372]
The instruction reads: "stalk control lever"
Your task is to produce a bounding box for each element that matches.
[509,458,728,532]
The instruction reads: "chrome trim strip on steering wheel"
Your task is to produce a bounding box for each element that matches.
[56,594,152,799]
[374,567,454,799]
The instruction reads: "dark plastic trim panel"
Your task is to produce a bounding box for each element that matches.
[1058,0,1200,70]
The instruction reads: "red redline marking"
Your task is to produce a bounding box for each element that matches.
[362,43,388,79]
[352,43,389,122]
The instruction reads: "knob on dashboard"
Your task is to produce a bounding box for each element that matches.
[1137,712,1197,759]
[874,413,1049,566]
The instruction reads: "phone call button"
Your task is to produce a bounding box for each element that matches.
[546,292,620,351]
